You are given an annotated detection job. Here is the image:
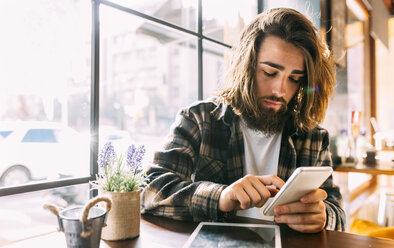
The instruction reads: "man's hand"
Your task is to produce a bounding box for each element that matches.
[273,188,327,233]
[218,174,285,212]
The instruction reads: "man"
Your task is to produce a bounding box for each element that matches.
[141,8,345,233]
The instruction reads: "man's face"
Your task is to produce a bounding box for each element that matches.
[243,35,305,135]
[255,35,305,111]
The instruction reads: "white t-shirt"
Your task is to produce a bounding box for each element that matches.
[236,119,282,219]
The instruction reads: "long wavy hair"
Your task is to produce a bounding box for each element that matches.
[218,8,335,131]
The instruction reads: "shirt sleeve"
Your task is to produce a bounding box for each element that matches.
[318,132,346,231]
[324,199,346,231]
[141,108,226,221]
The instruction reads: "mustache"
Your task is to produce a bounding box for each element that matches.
[258,96,286,104]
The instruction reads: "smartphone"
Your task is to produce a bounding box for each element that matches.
[262,166,333,216]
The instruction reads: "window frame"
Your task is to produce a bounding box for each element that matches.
[0,0,239,197]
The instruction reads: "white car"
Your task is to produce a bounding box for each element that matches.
[0,121,90,186]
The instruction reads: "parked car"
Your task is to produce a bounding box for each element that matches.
[0,121,90,186]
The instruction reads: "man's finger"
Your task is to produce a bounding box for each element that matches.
[274,213,325,225]
[300,189,328,203]
[268,187,279,196]
[256,175,285,189]
[247,175,274,200]
[241,178,264,207]
[234,187,253,210]
[275,201,325,215]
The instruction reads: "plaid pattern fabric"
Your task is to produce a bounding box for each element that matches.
[141,98,345,231]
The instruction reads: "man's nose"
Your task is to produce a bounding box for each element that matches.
[271,76,286,97]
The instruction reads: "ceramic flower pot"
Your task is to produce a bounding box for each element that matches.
[99,190,141,240]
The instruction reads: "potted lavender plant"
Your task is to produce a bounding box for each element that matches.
[90,141,148,241]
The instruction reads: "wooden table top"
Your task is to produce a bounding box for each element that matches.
[100,214,394,248]
[4,214,393,247]
[4,212,394,248]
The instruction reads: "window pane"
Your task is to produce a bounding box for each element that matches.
[262,0,321,29]
[202,0,257,46]
[0,184,89,245]
[0,0,91,187]
[99,5,198,162]
[108,0,197,31]
[376,18,394,145]
[346,9,365,117]
[203,41,231,99]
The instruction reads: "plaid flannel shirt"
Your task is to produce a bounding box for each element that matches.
[141,98,346,231]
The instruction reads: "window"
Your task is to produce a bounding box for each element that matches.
[261,0,321,29]
[99,5,198,158]
[202,40,232,99]
[376,18,394,147]
[108,0,198,31]
[0,0,92,244]
[202,0,257,46]
[0,0,261,243]
[0,0,92,189]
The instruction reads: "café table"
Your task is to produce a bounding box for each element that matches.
[4,214,394,247]
[103,214,392,248]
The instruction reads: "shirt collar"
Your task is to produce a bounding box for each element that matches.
[210,99,237,126]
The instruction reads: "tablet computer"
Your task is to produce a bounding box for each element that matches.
[183,222,281,248]
[263,166,333,216]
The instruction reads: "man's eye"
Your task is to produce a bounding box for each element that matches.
[289,77,301,84]
[263,71,276,77]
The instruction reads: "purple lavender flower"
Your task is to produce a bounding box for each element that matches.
[98,141,115,168]
[135,145,146,168]
[126,144,136,168]
[126,144,145,174]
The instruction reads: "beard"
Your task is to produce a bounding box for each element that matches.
[241,95,290,136]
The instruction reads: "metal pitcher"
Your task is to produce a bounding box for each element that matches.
[44,196,112,248]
